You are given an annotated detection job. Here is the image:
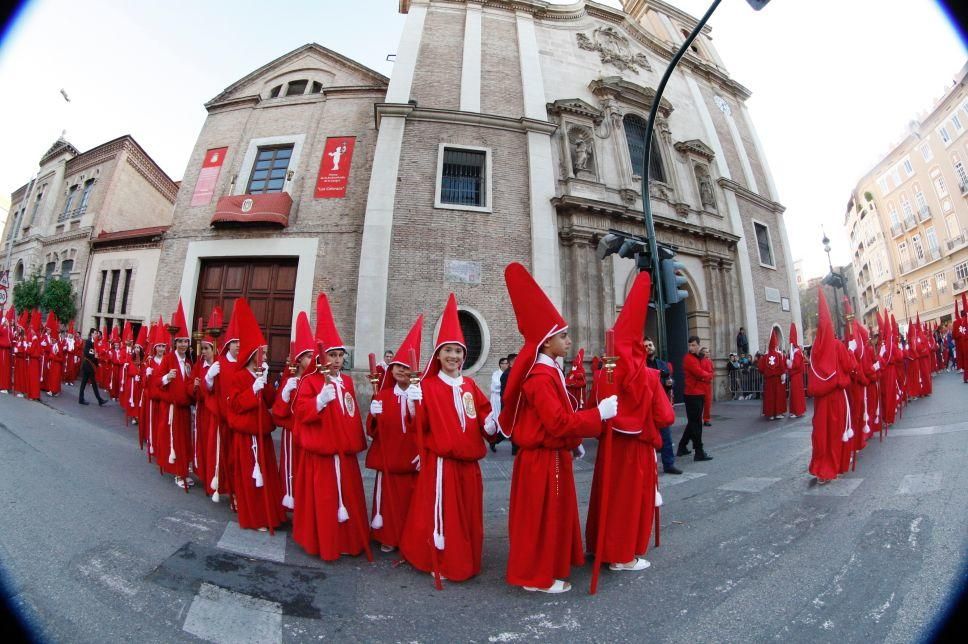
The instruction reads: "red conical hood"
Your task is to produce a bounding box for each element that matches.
[382,315,424,391]
[110,325,121,343]
[44,311,57,332]
[151,315,167,349]
[612,271,653,409]
[18,310,28,329]
[811,287,838,379]
[31,310,42,334]
[170,298,190,342]
[768,326,779,352]
[292,311,315,361]
[204,305,223,348]
[4,307,14,325]
[233,298,266,367]
[425,293,466,379]
[134,324,148,348]
[961,291,968,316]
[853,319,869,357]
[220,302,240,356]
[314,292,345,354]
[789,322,799,348]
[122,320,133,343]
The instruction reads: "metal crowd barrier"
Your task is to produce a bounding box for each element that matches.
[726,366,762,400]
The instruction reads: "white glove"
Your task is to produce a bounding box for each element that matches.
[134,375,140,383]
[281,376,299,402]
[162,373,173,385]
[41,341,48,347]
[879,345,887,357]
[484,412,498,436]
[873,362,881,372]
[262,361,270,374]
[786,359,793,369]
[411,454,421,471]
[781,374,787,384]
[316,384,337,411]
[370,399,383,416]
[252,373,267,394]
[208,360,221,378]
[146,367,153,377]
[848,340,857,352]
[406,384,423,402]
[597,395,618,421]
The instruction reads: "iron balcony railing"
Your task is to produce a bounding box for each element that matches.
[904,215,917,230]
[891,222,904,237]
[918,205,932,222]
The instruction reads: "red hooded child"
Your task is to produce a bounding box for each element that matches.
[787,322,806,417]
[0,308,12,393]
[365,315,423,551]
[757,327,787,419]
[156,300,195,486]
[44,312,63,396]
[399,293,496,583]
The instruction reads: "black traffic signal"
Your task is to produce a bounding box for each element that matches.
[658,244,689,305]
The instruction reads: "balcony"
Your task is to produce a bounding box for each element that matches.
[891,222,904,237]
[918,205,932,222]
[212,192,292,227]
[954,278,968,293]
[904,215,917,231]
[927,246,942,262]
[946,228,968,252]
[960,181,968,196]
[56,205,87,223]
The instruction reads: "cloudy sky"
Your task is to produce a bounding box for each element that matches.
[0,0,964,278]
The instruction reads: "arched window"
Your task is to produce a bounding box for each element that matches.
[14,260,24,282]
[624,114,666,183]
[60,259,74,279]
[457,309,484,370]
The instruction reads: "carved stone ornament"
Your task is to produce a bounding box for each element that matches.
[567,125,596,176]
[694,163,718,211]
[577,27,652,74]
[619,188,637,206]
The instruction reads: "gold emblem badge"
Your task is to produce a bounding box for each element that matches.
[462,391,477,419]
[344,391,356,416]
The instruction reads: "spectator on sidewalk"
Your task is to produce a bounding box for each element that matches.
[78,328,108,406]
[727,353,741,400]
[700,346,713,426]
[493,353,518,453]
[677,336,713,461]
[736,327,749,355]
[646,337,681,474]
[489,356,509,452]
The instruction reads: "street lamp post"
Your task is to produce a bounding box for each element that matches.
[896,282,910,325]
[821,230,846,337]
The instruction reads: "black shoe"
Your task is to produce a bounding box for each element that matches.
[490,443,497,453]
[79,400,90,405]
[703,421,712,427]
[664,466,684,475]
[676,447,692,457]
[694,452,713,462]
[98,399,108,407]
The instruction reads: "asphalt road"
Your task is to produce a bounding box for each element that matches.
[1,374,966,643]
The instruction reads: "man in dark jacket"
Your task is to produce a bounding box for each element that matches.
[736,327,749,355]
[646,338,681,474]
[78,328,107,406]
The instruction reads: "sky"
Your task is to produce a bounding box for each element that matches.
[0,0,965,280]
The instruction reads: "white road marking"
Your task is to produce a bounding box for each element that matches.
[888,422,968,436]
[897,473,943,495]
[717,477,782,493]
[183,582,282,644]
[216,522,287,563]
[659,471,707,487]
[803,477,863,497]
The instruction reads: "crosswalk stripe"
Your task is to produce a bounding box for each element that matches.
[803,477,863,497]
[183,582,282,644]
[897,473,943,495]
[717,477,782,493]
[216,522,287,563]
[659,471,707,487]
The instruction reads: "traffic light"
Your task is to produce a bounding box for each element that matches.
[596,230,649,262]
[658,244,689,305]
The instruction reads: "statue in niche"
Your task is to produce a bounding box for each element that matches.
[695,164,717,210]
[568,126,596,176]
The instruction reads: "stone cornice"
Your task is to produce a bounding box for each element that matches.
[206,95,262,114]
[589,76,673,117]
[674,139,715,162]
[717,177,785,214]
[547,98,604,122]
[374,103,558,134]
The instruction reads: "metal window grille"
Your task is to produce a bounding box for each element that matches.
[440,148,485,207]
[624,115,666,183]
[754,223,774,266]
[247,145,293,194]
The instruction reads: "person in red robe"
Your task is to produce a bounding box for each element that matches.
[845,318,871,468]
[226,297,286,531]
[13,312,29,397]
[191,335,215,491]
[876,310,897,428]
[66,322,81,385]
[292,293,368,557]
[495,264,608,593]
[701,346,714,426]
[142,320,165,459]
[905,324,922,400]
[26,311,43,401]
[955,295,968,383]
[915,316,933,397]
[156,302,195,489]
[202,306,238,503]
[808,289,855,483]
[124,328,147,426]
[0,309,13,394]
[757,327,787,419]
[585,271,675,579]
[271,310,314,513]
[400,293,496,583]
[44,313,63,397]
[366,315,423,553]
[787,322,806,417]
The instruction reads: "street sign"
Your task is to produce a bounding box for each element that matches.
[0,269,8,289]
[0,288,7,307]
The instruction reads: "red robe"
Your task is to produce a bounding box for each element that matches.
[39,333,51,391]
[701,355,714,422]
[13,337,27,395]
[365,383,419,549]
[917,340,933,397]
[847,342,872,457]
[190,360,210,487]
[227,367,286,530]
[955,317,968,381]
[504,361,601,588]
[0,324,11,392]
[156,352,194,478]
[46,337,64,396]
[399,372,493,581]
[26,332,42,400]
[121,359,143,423]
[808,343,855,481]
[878,342,898,427]
[586,365,675,566]
[271,375,300,512]
[142,357,165,458]
[292,371,368,559]
[203,356,236,499]
[757,350,787,417]
[787,347,806,417]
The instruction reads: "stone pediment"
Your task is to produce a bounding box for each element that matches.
[674,139,715,161]
[588,76,673,117]
[206,42,388,108]
[547,98,603,122]
[39,136,79,166]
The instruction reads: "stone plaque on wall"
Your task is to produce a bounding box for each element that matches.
[445,260,481,285]
[764,286,781,303]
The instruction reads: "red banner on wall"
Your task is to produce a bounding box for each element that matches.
[190,147,228,206]
[314,137,355,199]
